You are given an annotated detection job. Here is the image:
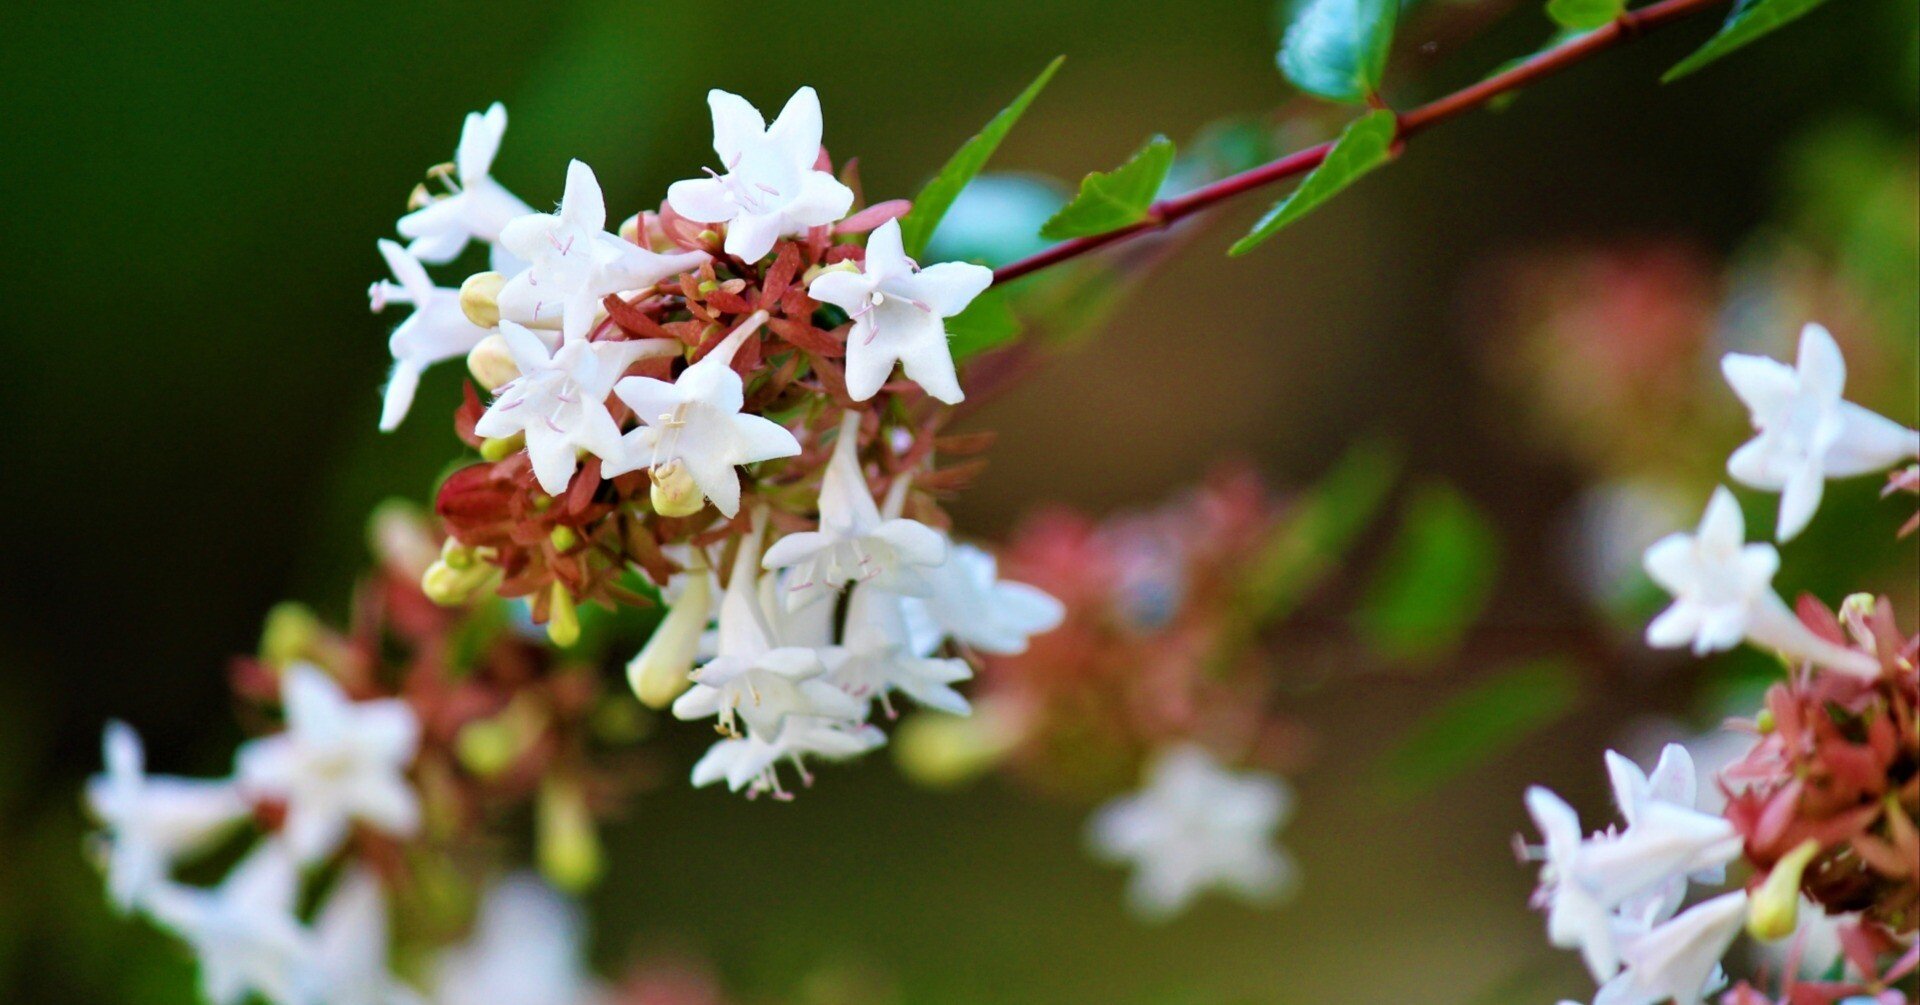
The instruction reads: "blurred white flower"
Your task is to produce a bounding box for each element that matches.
[87,721,248,914]
[147,843,315,1005]
[1610,891,1746,1005]
[370,238,491,432]
[903,540,1063,656]
[666,87,855,262]
[313,867,421,1005]
[236,664,421,863]
[1642,487,1877,676]
[396,103,535,269]
[498,159,709,343]
[1088,744,1295,920]
[1721,322,1920,541]
[807,217,992,404]
[430,875,601,1005]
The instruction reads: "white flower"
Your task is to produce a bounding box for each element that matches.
[497,159,709,343]
[1526,786,1629,981]
[672,514,862,740]
[759,411,947,610]
[86,721,248,913]
[904,540,1063,655]
[666,87,855,262]
[1604,744,1730,922]
[1610,891,1747,1005]
[1087,744,1295,920]
[147,843,316,1005]
[396,103,535,269]
[604,311,801,517]
[1722,323,1920,541]
[806,218,992,404]
[474,321,678,496]
[370,239,492,432]
[833,584,974,719]
[430,874,601,1005]
[236,664,421,863]
[690,716,885,799]
[313,867,421,1005]
[1643,487,1879,676]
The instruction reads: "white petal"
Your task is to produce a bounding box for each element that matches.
[1720,352,1798,420]
[1774,461,1825,542]
[1794,322,1846,404]
[765,86,824,166]
[897,261,993,317]
[707,89,767,164]
[1824,403,1920,477]
[665,176,738,224]
[559,159,607,233]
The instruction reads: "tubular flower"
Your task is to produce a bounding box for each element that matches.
[666,87,855,262]
[370,238,492,432]
[396,102,535,268]
[86,722,248,913]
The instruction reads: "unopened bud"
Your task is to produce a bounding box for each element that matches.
[1755,708,1776,734]
[537,776,603,892]
[479,433,523,462]
[422,540,494,606]
[627,570,712,708]
[259,602,322,668]
[454,718,517,778]
[367,499,438,580]
[892,704,1020,788]
[546,583,581,648]
[459,272,507,329]
[649,459,706,517]
[801,260,858,287]
[549,526,579,552]
[617,213,641,244]
[1748,838,1821,941]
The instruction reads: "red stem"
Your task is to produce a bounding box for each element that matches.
[991,0,1727,286]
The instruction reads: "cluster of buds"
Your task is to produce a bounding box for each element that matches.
[1523,322,1920,1005]
[368,88,1068,796]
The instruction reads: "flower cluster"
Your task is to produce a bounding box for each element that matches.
[1523,322,1919,1005]
[369,90,1064,796]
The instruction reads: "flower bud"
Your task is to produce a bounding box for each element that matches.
[537,776,603,893]
[422,540,495,606]
[259,602,322,668]
[649,459,705,517]
[1748,838,1821,941]
[892,703,1020,789]
[617,213,642,244]
[454,718,517,778]
[627,569,711,709]
[466,331,517,390]
[546,583,581,648]
[459,271,507,329]
[549,526,579,553]
[479,433,523,462]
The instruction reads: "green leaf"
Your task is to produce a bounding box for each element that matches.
[1228,110,1396,257]
[1663,0,1837,82]
[1240,439,1400,622]
[1277,0,1399,103]
[898,57,1064,258]
[1354,482,1500,664]
[1546,0,1624,31]
[1038,136,1176,240]
[945,287,1022,363]
[1368,659,1581,804]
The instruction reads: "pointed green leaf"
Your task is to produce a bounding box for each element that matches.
[1370,659,1582,804]
[1228,110,1396,257]
[1038,136,1176,240]
[945,287,1022,363]
[1354,482,1500,664]
[898,57,1065,258]
[1240,440,1400,622]
[1277,0,1399,103]
[1546,0,1624,31]
[1664,0,1836,82]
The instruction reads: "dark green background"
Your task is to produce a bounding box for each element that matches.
[2,1,1914,1002]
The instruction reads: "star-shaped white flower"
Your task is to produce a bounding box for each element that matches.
[904,540,1064,655]
[833,584,973,719]
[475,321,678,496]
[429,875,600,1005]
[806,218,992,404]
[1722,322,1920,541]
[396,103,535,269]
[146,843,317,1005]
[87,721,249,913]
[1087,744,1295,921]
[604,311,801,517]
[1609,891,1746,1005]
[370,239,492,432]
[312,867,421,1005]
[236,664,422,864]
[672,515,862,740]
[666,87,855,262]
[498,159,710,343]
[759,412,947,610]
[690,716,885,798]
[1643,487,1879,676]
[1605,744,1730,922]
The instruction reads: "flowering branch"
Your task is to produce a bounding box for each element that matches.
[990,0,1728,286]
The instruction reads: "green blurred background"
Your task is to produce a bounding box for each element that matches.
[2,0,1915,1002]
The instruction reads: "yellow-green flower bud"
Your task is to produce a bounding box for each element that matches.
[479,433,524,462]
[537,777,602,893]
[459,271,507,329]
[627,569,711,709]
[549,526,579,553]
[466,331,518,390]
[1748,838,1820,941]
[892,704,1020,789]
[454,718,518,779]
[546,583,581,648]
[259,602,322,668]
